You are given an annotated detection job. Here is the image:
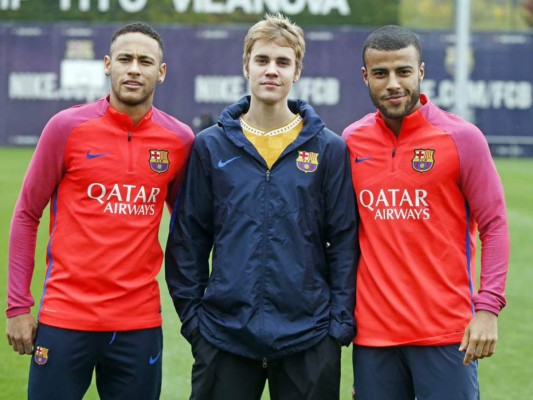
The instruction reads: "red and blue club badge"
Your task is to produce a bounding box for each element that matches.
[412,149,435,173]
[149,149,170,174]
[296,150,319,173]
[34,346,49,365]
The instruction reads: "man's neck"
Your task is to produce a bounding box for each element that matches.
[245,99,295,132]
[109,98,151,126]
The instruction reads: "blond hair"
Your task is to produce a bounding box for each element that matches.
[243,13,305,73]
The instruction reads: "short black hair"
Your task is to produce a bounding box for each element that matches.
[110,22,164,52]
[362,25,422,66]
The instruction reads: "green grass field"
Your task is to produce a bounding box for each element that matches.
[1,147,531,399]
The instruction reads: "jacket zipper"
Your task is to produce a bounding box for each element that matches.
[127,131,133,173]
[391,135,399,172]
[260,169,271,357]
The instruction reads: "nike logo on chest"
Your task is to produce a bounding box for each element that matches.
[218,156,241,168]
[86,151,108,159]
[355,156,372,163]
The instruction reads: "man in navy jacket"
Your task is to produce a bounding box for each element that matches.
[166,13,359,400]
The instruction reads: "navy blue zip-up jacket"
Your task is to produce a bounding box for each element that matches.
[166,96,358,361]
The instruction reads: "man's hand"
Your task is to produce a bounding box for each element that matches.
[459,310,498,365]
[6,314,37,355]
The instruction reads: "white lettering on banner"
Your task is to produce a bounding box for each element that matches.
[118,0,147,12]
[173,0,350,14]
[59,0,351,14]
[60,0,91,11]
[9,73,57,97]
[187,0,351,15]
[195,76,246,103]
[422,79,532,110]
[0,0,22,10]
[60,0,146,12]
[9,72,106,102]
[291,77,340,105]
[87,183,160,216]
[172,0,192,12]
[359,189,430,220]
[194,75,341,106]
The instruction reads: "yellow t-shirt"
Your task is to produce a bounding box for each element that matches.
[241,114,303,169]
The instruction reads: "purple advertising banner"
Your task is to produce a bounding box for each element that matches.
[1,23,532,156]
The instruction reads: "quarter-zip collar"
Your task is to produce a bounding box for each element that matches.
[104,95,154,130]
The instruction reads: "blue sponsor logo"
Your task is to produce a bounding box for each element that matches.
[218,156,241,168]
[86,151,108,159]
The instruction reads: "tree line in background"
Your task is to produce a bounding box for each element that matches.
[400,0,532,30]
[0,0,531,30]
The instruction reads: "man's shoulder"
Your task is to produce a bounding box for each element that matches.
[47,98,107,132]
[422,101,484,139]
[56,97,106,116]
[151,107,195,143]
[196,122,227,141]
[189,123,227,153]
[342,112,377,140]
[318,127,345,147]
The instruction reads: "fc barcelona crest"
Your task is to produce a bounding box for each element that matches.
[296,151,319,173]
[34,346,49,365]
[412,149,435,173]
[149,149,170,174]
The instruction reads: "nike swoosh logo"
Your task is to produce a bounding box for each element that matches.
[218,156,241,168]
[149,351,161,365]
[86,151,108,159]
[355,156,372,163]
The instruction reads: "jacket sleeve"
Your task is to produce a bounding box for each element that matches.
[163,123,195,212]
[7,114,68,318]
[323,137,359,345]
[453,125,510,315]
[165,137,214,343]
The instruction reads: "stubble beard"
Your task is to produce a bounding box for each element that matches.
[113,82,154,107]
[370,84,421,121]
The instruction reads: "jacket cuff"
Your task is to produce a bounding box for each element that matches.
[474,305,500,316]
[181,317,199,344]
[6,307,31,319]
[328,321,356,346]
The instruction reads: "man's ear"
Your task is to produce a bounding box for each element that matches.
[362,67,369,87]
[293,67,301,83]
[158,63,167,84]
[104,55,111,76]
